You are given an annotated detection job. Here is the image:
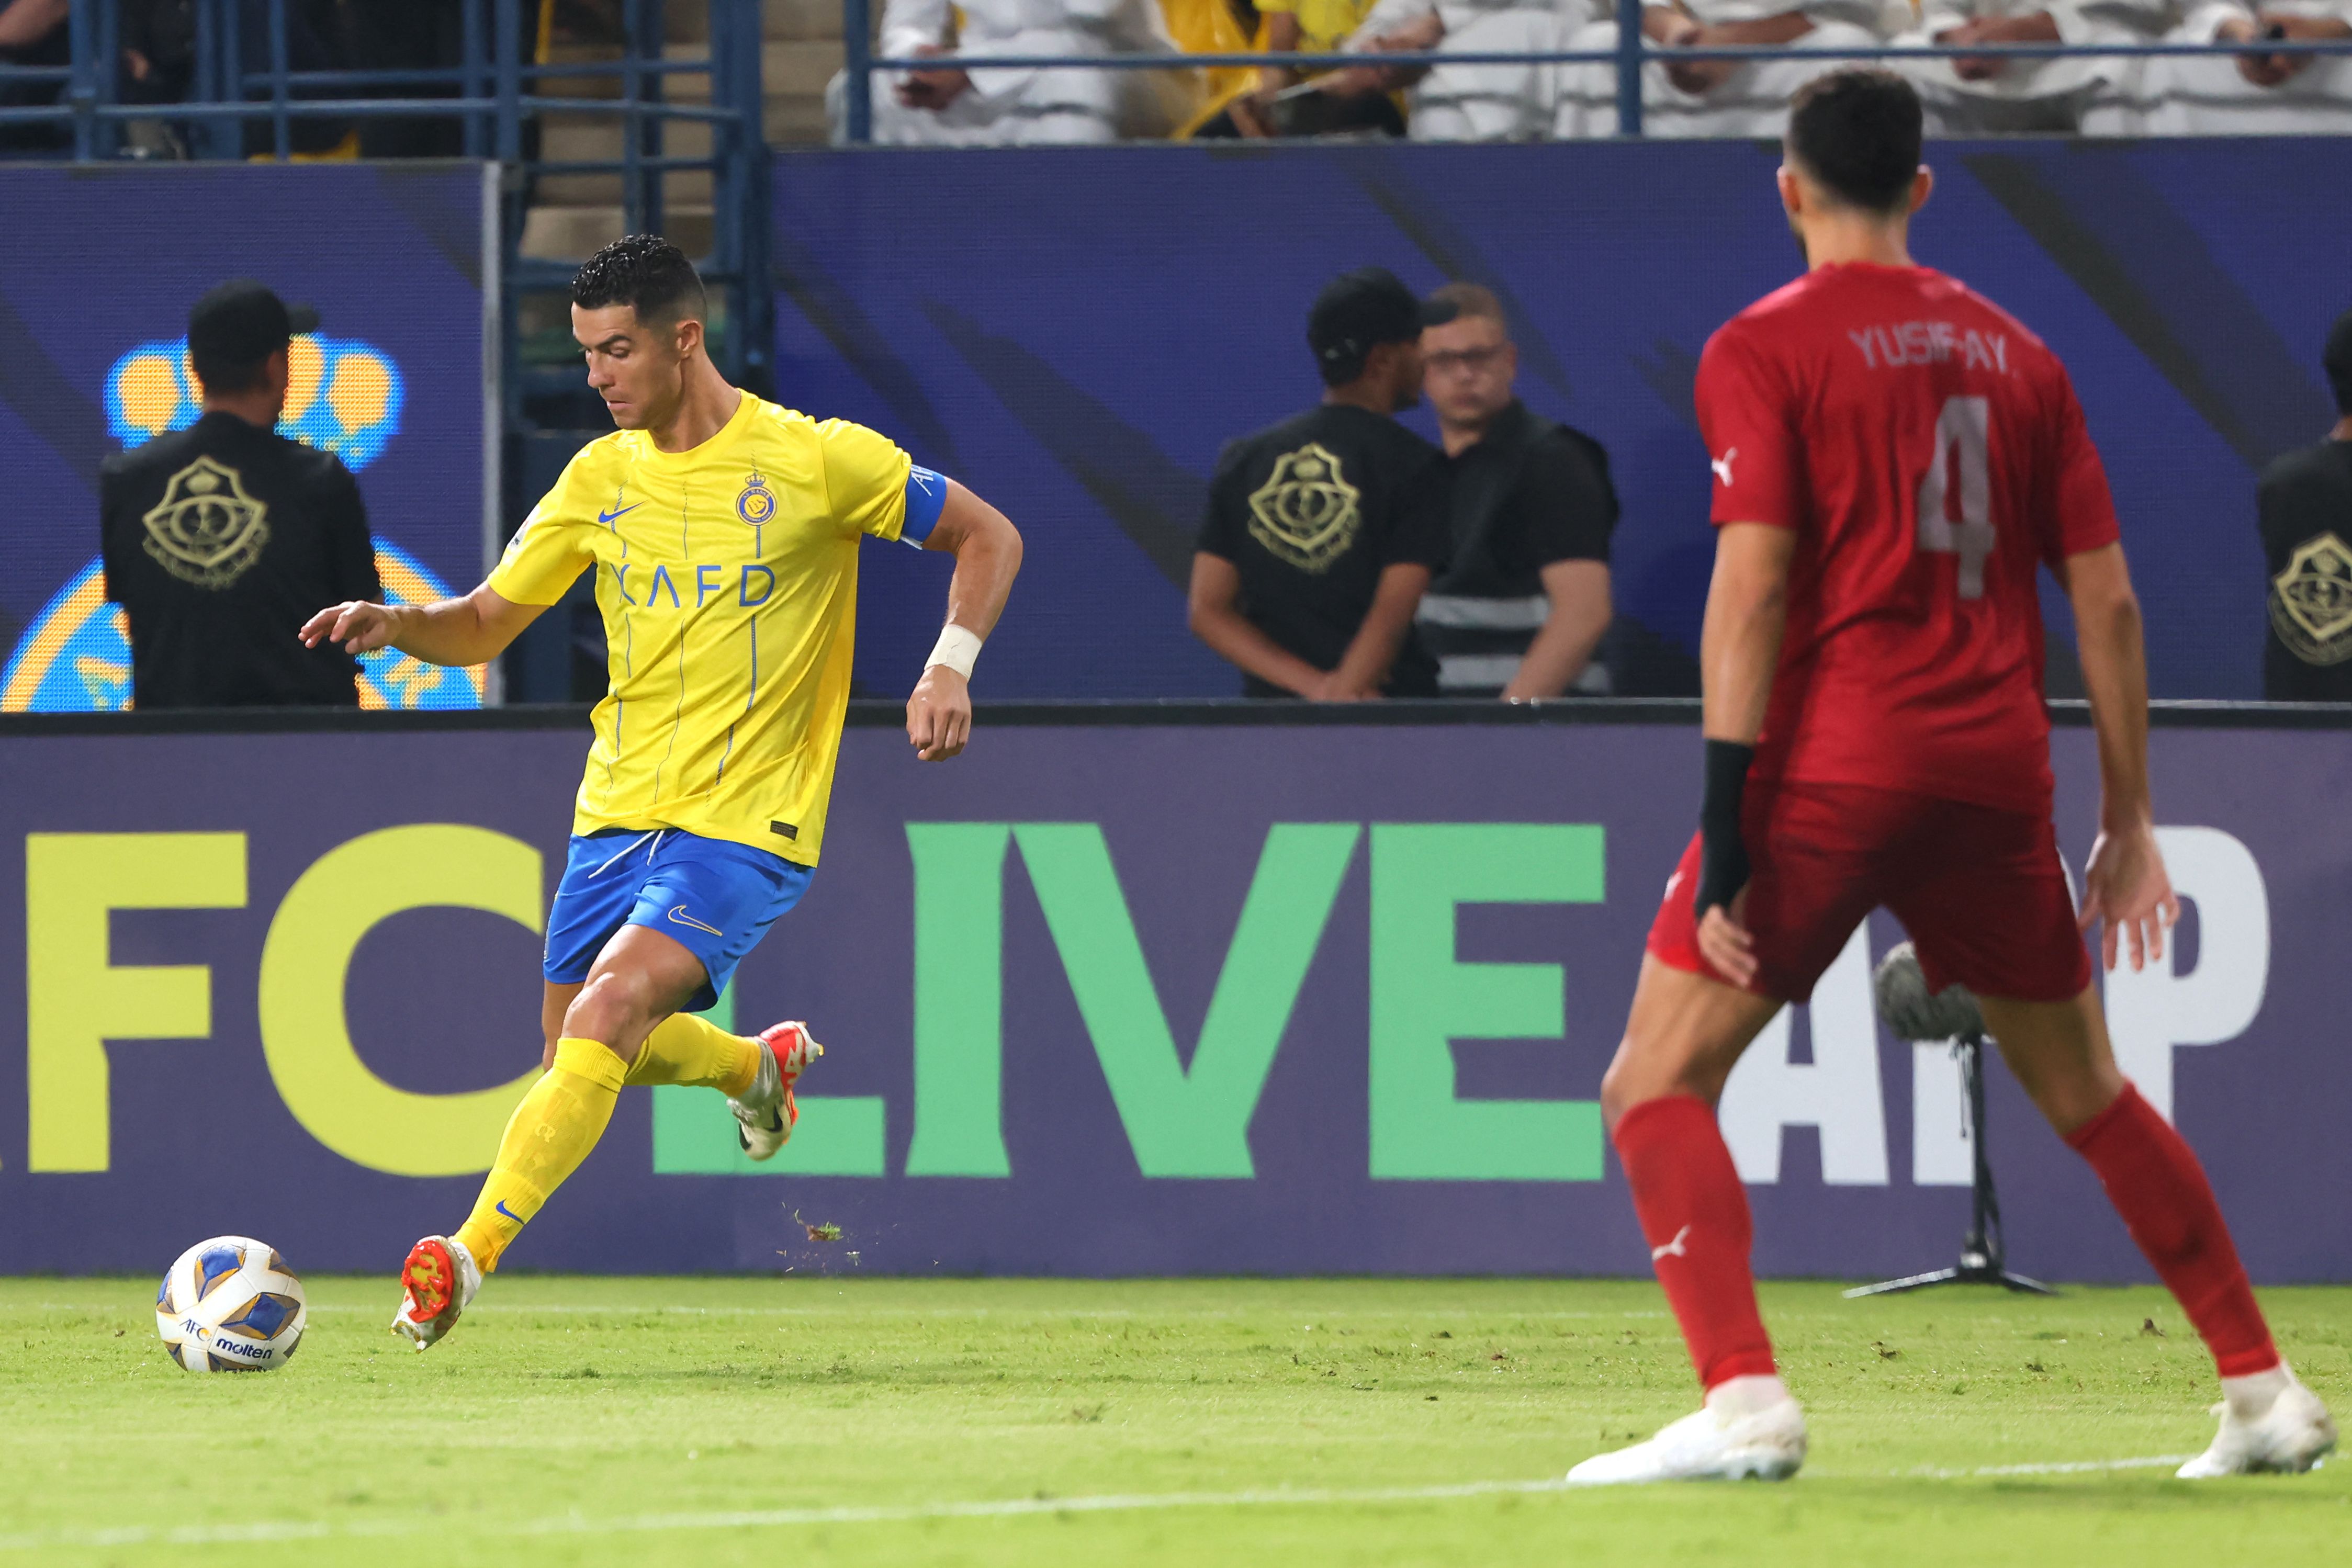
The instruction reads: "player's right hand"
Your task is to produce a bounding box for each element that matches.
[2079,821,2180,974]
[300,600,400,655]
[1697,890,1759,990]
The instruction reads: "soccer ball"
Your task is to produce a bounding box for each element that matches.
[155,1236,307,1373]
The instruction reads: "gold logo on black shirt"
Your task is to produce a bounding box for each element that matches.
[141,456,271,589]
[1247,443,1361,574]
[2270,532,2352,667]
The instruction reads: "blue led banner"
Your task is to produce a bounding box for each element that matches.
[774,140,2350,702]
[0,163,493,711]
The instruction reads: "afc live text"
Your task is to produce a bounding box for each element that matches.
[13,821,2266,1185]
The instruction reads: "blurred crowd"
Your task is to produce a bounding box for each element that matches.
[829,0,2352,143]
[0,0,621,156]
[10,1,2343,152]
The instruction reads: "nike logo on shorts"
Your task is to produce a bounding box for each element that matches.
[668,905,723,936]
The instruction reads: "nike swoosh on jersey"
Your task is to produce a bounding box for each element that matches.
[598,503,643,526]
[667,905,724,936]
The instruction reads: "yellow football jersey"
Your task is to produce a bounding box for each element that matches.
[489,391,916,866]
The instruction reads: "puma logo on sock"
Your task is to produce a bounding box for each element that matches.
[1652,1225,1692,1262]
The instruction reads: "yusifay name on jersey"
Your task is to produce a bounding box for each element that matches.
[1848,322,2011,375]
[606,562,778,610]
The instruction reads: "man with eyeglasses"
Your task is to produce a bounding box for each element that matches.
[1414,282,1618,700]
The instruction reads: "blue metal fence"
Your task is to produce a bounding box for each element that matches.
[834,0,2352,142]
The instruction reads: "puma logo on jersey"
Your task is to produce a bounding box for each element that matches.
[1711,449,1737,488]
[1651,1225,1692,1262]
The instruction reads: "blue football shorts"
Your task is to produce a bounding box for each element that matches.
[543,827,814,1012]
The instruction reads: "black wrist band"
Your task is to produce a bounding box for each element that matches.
[1695,739,1757,920]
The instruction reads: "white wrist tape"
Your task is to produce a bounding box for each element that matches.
[926,623,983,680]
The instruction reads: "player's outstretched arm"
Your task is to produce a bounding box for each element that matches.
[908,479,1023,762]
[299,583,549,670]
[2060,542,2179,973]
[1693,523,1796,986]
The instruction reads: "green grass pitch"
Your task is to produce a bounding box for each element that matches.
[2,1276,2346,1566]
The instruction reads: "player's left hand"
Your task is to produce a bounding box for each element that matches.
[1697,889,1759,990]
[906,665,972,761]
[2078,820,2180,974]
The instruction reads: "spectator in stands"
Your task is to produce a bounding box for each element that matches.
[1414,283,1617,698]
[1324,0,1568,140]
[829,0,1194,144]
[1556,0,1885,137]
[1197,0,1408,137]
[100,281,383,709]
[120,1,197,119]
[1893,0,2129,133]
[346,0,469,159]
[1190,268,1451,698]
[2259,309,2352,700]
[0,0,69,152]
[2085,0,2352,132]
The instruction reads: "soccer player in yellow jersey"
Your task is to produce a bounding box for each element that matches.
[300,235,1023,1349]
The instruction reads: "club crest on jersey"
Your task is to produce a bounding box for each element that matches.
[141,455,271,589]
[2270,532,2352,667]
[1247,443,1361,574]
[736,469,775,526]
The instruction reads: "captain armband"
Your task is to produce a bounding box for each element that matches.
[900,465,950,548]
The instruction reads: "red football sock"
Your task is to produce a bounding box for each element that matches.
[1613,1095,1777,1391]
[2065,1083,2278,1378]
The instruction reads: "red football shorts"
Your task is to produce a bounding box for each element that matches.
[1646,780,2094,1005]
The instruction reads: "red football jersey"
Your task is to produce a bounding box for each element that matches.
[1695,262,2121,815]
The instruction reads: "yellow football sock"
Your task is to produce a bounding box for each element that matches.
[624,1010,761,1096]
[453,1037,628,1273]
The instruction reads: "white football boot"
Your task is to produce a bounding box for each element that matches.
[727,1020,825,1161]
[391,1234,482,1351]
[1567,1393,1808,1486]
[2176,1368,2336,1477]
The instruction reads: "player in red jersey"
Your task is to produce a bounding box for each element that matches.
[1566,71,2337,1486]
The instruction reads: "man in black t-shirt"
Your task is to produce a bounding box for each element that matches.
[101,280,383,709]
[2260,309,2352,701]
[1415,282,1618,700]
[1190,268,1451,699]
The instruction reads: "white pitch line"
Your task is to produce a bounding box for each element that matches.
[1896,1454,2195,1479]
[0,1457,2211,1553]
[0,1479,1569,1552]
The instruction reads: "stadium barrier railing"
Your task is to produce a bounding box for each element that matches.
[5,697,2351,736]
[832,0,2352,142]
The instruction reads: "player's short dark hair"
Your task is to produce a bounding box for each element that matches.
[571,234,707,325]
[1785,70,1923,217]
[2325,308,2352,416]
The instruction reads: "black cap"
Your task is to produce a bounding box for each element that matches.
[1307,268,1450,380]
[187,279,319,370]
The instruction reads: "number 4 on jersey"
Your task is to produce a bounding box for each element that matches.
[1918,394,1994,600]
